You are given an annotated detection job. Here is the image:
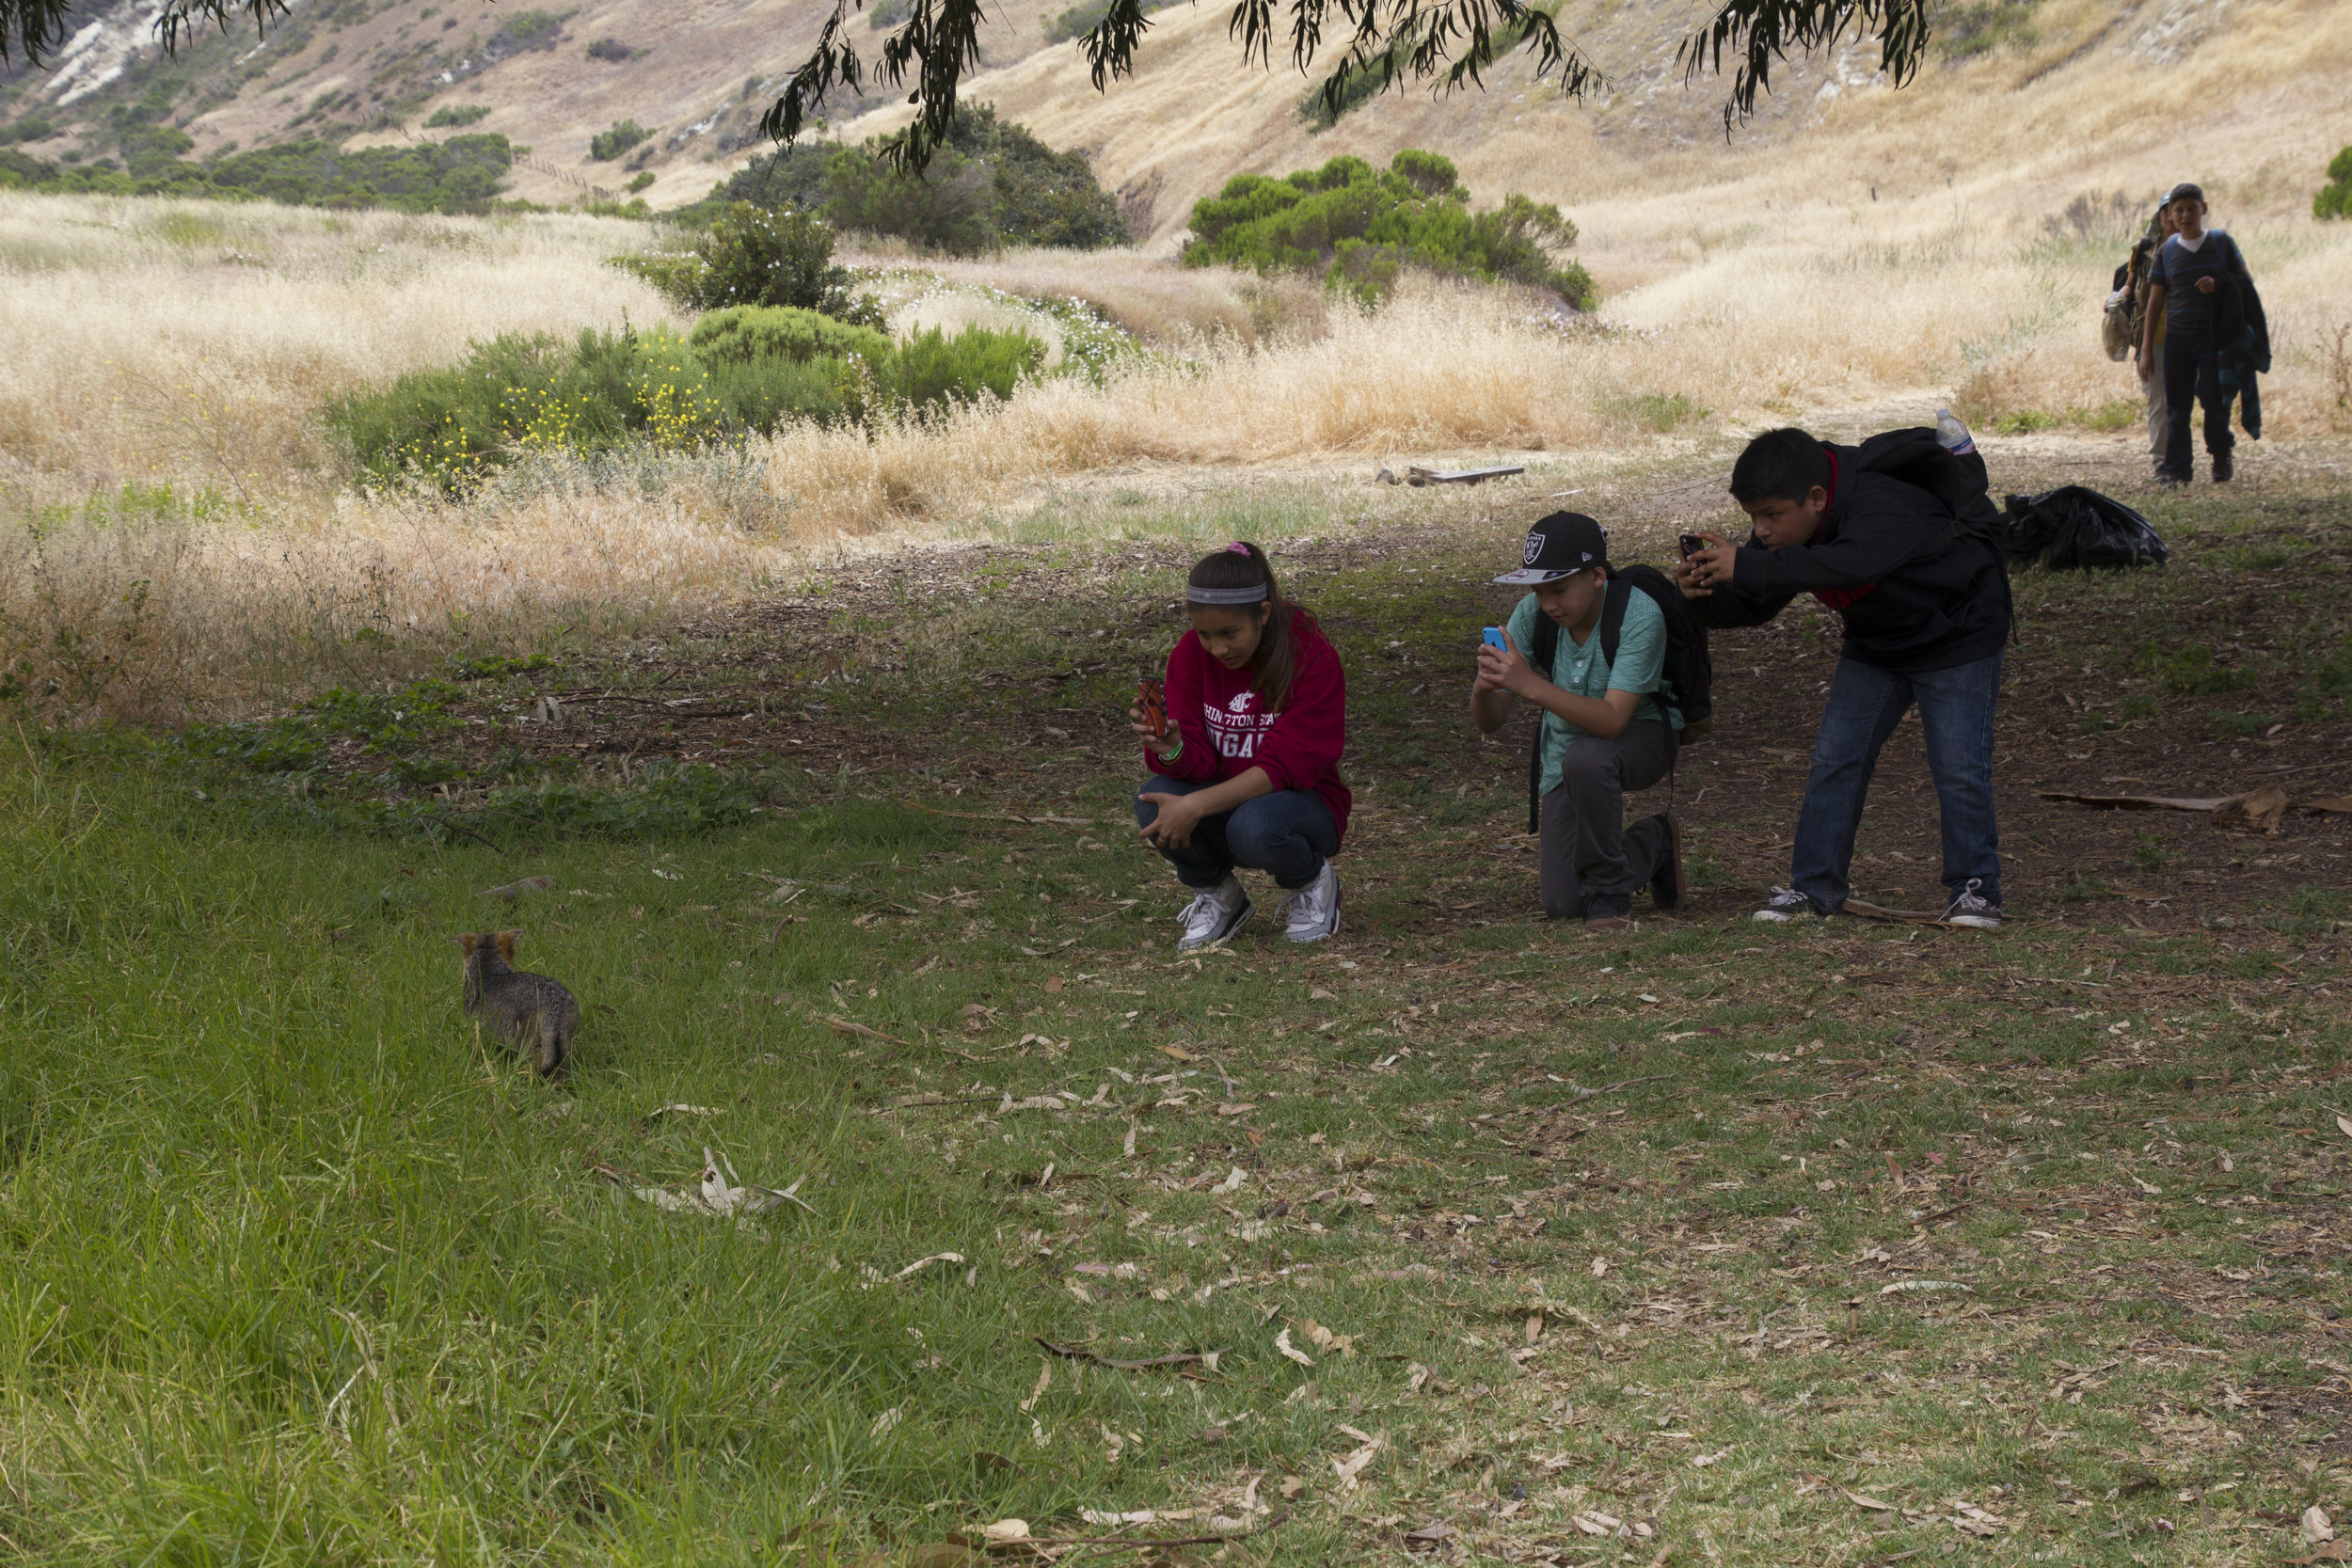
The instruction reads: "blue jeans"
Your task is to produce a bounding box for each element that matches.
[1134,777,1338,891]
[2161,328,2232,478]
[1791,653,2003,913]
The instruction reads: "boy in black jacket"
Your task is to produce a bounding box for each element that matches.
[1678,427,2010,929]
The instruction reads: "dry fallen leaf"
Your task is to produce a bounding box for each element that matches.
[869,1407,902,1438]
[2307,1506,2337,1544]
[1525,1313,1544,1346]
[2335,1117,2352,1143]
[1591,1257,1610,1278]
[1214,1165,1247,1194]
[981,1520,1031,1544]
[1043,976,1065,993]
[1020,1360,1052,1414]
[823,1015,904,1047]
[1331,1431,1385,1489]
[1847,1491,1898,1512]
[1276,1327,1317,1368]
[1158,1044,1197,1062]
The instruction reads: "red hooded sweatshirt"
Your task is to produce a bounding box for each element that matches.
[1147,610,1351,846]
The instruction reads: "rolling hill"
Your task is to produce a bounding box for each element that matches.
[2,0,2345,237]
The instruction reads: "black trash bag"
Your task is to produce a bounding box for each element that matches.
[1998,486,2168,570]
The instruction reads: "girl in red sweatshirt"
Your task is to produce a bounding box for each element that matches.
[1131,542,1350,948]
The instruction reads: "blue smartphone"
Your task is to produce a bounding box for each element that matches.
[1481,626,1506,651]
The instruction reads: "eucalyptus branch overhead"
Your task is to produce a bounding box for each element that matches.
[761,0,1935,171]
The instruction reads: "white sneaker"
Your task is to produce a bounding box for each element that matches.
[1752,886,1819,924]
[1176,875,1252,950]
[1944,878,2002,930]
[1279,862,1343,943]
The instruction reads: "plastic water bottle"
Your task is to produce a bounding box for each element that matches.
[1935,407,1977,457]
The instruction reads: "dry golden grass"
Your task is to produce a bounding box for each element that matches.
[0,196,682,501]
[6,0,2352,716]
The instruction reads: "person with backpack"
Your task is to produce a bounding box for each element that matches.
[1677,427,2010,930]
[2137,182,2254,485]
[2108,195,2180,480]
[1132,542,1348,949]
[1469,512,1691,931]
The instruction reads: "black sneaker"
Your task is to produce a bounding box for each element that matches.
[1752,886,1821,924]
[1648,813,1684,911]
[1944,879,2001,930]
[2211,455,2233,483]
[1584,895,1632,932]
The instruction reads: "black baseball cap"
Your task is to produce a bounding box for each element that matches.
[1493,511,1608,585]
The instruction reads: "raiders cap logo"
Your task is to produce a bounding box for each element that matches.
[1523,533,1544,565]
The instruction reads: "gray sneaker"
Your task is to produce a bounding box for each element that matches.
[1278,862,1343,943]
[1944,879,2001,930]
[1752,886,1820,924]
[1176,875,1252,950]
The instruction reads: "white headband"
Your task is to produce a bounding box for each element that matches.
[1186,583,1272,606]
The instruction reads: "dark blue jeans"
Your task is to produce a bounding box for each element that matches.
[2161,328,2232,479]
[1791,653,2003,914]
[1134,776,1338,891]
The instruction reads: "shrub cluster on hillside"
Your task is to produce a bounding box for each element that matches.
[1294,8,1548,131]
[696,105,1126,255]
[2318,147,2352,220]
[1042,0,1178,45]
[329,309,1044,491]
[589,119,652,162]
[0,132,515,214]
[1183,149,1594,308]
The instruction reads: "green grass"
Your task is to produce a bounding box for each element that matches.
[4,469,2351,1562]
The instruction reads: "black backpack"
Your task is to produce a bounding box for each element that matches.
[1523,564,1713,832]
[1851,427,2005,544]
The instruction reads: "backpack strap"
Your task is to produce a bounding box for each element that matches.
[1597,576,1632,667]
[1525,610,1558,835]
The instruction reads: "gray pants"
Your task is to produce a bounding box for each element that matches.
[2142,360,2168,470]
[1539,719,1677,918]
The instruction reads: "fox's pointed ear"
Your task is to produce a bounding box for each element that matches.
[454,933,477,953]
[496,930,518,960]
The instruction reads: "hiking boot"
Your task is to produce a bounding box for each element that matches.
[1752,886,1821,924]
[1584,895,1632,932]
[2153,473,2185,490]
[1944,879,2002,930]
[1278,862,1343,944]
[1647,814,1684,912]
[1176,875,1252,950]
[2211,454,2233,483]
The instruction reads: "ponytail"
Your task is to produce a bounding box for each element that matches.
[1185,541,1307,711]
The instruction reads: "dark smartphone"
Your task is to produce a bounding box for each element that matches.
[1678,532,1708,559]
[1137,677,1168,738]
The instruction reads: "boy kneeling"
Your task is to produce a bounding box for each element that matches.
[1470,512,1683,931]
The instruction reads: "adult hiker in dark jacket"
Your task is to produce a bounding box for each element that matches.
[1677,426,2010,930]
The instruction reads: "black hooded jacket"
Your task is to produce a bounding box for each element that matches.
[1691,443,2011,673]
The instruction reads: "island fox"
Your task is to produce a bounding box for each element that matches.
[455,930,579,1078]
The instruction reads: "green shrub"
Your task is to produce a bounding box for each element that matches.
[689,304,894,365]
[881,325,1047,407]
[626,170,655,193]
[693,104,1125,254]
[613,201,882,322]
[0,116,56,145]
[585,37,633,59]
[2316,146,2352,221]
[326,325,737,490]
[1184,150,1594,308]
[423,103,491,129]
[590,119,652,162]
[329,312,1040,490]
